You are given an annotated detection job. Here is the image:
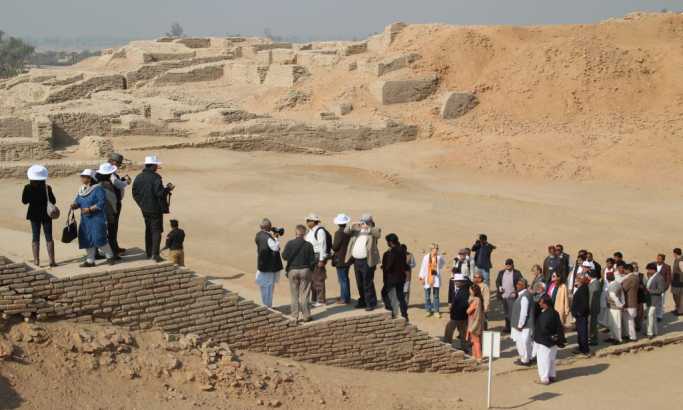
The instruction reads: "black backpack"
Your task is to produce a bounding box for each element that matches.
[315,226,333,257]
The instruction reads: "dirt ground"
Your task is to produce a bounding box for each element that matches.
[1,141,683,409]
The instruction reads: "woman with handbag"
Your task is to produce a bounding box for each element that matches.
[22,165,59,267]
[71,169,115,267]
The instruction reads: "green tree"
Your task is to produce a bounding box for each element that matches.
[0,30,35,78]
[166,22,184,38]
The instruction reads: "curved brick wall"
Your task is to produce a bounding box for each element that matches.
[0,257,472,373]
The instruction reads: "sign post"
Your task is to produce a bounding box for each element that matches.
[483,331,501,409]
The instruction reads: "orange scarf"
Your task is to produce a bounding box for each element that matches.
[428,255,437,286]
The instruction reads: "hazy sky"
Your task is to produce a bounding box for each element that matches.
[1,0,679,40]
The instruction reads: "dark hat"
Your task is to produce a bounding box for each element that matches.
[505,258,514,266]
[109,153,124,163]
[646,262,658,271]
[385,233,399,244]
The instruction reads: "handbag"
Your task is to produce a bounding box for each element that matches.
[61,209,78,243]
[45,185,60,220]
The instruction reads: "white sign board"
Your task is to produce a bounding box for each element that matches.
[483,331,501,358]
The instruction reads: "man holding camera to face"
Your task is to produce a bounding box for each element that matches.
[255,218,284,308]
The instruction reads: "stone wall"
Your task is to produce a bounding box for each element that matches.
[126,56,232,87]
[0,140,51,162]
[263,65,309,87]
[0,258,471,373]
[45,75,127,104]
[154,63,225,85]
[48,112,115,146]
[0,117,32,139]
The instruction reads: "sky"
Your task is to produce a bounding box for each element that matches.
[1,0,680,41]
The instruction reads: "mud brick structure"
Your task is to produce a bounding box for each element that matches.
[0,116,53,161]
[0,257,473,373]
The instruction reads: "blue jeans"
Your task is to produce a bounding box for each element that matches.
[424,287,440,313]
[477,267,490,284]
[336,266,351,303]
[31,219,53,242]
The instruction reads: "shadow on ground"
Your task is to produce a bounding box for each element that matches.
[0,372,24,410]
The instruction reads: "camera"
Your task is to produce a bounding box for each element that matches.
[271,227,285,236]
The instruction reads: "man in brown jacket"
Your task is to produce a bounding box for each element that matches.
[331,214,352,304]
[621,264,639,341]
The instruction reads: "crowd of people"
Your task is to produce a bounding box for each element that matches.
[254,220,683,384]
[21,154,184,268]
[21,160,683,385]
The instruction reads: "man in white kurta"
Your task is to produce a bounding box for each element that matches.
[511,279,533,365]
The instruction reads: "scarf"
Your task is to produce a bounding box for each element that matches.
[427,255,437,286]
[78,184,97,197]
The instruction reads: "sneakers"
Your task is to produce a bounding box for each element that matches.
[435,312,442,319]
[425,311,434,318]
[79,262,95,268]
[312,302,323,308]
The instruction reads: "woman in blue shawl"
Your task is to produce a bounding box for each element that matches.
[71,169,115,267]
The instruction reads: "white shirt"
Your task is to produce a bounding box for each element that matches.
[517,289,529,328]
[267,237,280,252]
[351,231,369,259]
[305,225,327,261]
[656,264,663,273]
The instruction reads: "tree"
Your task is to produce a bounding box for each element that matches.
[0,30,35,78]
[166,22,185,38]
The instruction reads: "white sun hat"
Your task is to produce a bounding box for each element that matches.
[333,213,351,225]
[80,169,94,177]
[97,162,118,175]
[305,213,320,222]
[27,165,48,181]
[144,155,162,165]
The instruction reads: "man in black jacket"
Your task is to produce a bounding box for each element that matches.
[444,274,470,351]
[283,225,316,322]
[132,155,174,262]
[534,294,566,385]
[496,259,523,333]
[331,214,352,304]
[381,234,408,319]
[571,272,591,355]
[472,234,496,285]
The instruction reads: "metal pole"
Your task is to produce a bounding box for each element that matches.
[487,336,493,409]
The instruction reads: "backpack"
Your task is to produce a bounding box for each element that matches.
[315,226,333,257]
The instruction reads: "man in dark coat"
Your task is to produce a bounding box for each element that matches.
[108,153,131,257]
[444,275,470,351]
[381,233,408,319]
[571,272,591,355]
[472,234,496,285]
[534,294,566,385]
[331,214,352,304]
[132,155,174,262]
[496,259,523,333]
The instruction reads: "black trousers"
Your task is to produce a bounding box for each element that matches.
[576,315,590,354]
[354,258,377,308]
[381,281,409,319]
[109,203,122,253]
[143,213,163,258]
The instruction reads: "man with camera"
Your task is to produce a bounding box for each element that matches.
[108,153,131,258]
[254,218,284,308]
[345,214,381,311]
[132,155,175,263]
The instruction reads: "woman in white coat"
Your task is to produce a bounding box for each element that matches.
[419,244,446,318]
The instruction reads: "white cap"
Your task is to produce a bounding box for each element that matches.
[80,169,94,177]
[305,213,320,222]
[27,165,48,181]
[97,162,118,175]
[582,261,595,269]
[333,213,351,225]
[144,155,162,165]
[453,273,467,282]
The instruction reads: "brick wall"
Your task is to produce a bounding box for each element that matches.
[0,117,32,139]
[0,257,472,373]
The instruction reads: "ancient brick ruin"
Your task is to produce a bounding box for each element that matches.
[0,257,473,373]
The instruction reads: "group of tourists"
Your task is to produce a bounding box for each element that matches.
[21,154,184,268]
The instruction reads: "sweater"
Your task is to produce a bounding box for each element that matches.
[282,237,316,271]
